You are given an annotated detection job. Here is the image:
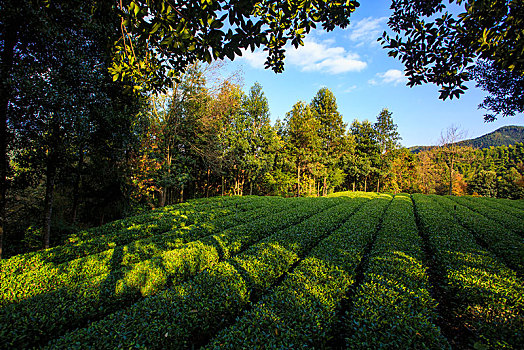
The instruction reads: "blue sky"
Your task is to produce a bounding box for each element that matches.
[223,0,523,147]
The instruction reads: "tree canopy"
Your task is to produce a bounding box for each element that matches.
[382,0,524,119]
[112,0,359,91]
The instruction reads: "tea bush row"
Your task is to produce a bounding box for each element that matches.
[345,194,449,349]
[45,196,369,349]
[431,195,523,275]
[0,196,274,279]
[1,197,334,348]
[413,194,523,349]
[0,196,286,306]
[206,194,390,349]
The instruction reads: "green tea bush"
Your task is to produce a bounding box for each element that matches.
[448,195,524,237]
[431,195,523,274]
[0,196,285,306]
[345,194,449,349]
[45,197,366,349]
[206,194,391,349]
[1,197,332,348]
[413,194,524,349]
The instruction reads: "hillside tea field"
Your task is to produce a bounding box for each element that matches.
[0,193,522,349]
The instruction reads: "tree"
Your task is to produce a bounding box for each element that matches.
[470,60,524,122]
[389,148,418,193]
[310,88,346,196]
[382,0,524,106]
[438,125,467,195]
[1,0,140,254]
[111,0,360,90]
[373,108,401,192]
[374,108,401,154]
[240,83,279,195]
[349,120,380,192]
[284,102,321,197]
[468,170,498,197]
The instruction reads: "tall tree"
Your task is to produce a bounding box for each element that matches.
[240,83,279,195]
[1,0,139,253]
[134,63,212,206]
[284,102,321,197]
[374,108,401,192]
[349,120,380,192]
[310,87,346,195]
[438,125,467,195]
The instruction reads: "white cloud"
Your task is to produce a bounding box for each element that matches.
[240,49,267,69]
[370,69,407,86]
[348,17,388,46]
[239,37,367,75]
[343,85,358,93]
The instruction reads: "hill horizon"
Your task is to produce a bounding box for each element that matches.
[409,125,524,153]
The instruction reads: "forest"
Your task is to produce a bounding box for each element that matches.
[4,60,524,257]
[1,0,523,258]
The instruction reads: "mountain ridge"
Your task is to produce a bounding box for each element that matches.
[409,125,524,153]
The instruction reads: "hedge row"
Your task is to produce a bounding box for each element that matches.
[65,196,231,242]
[448,195,524,237]
[45,196,370,349]
[472,196,524,223]
[345,194,449,349]
[413,193,524,349]
[0,196,287,306]
[205,193,391,349]
[430,195,523,275]
[0,196,276,280]
[2,197,335,348]
[66,195,262,243]
[483,197,524,211]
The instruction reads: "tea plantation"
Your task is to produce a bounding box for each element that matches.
[0,193,522,349]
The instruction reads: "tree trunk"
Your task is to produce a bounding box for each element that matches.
[158,189,166,207]
[352,182,355,192]
[71,146,84,224]
[376,177,380,193]
[297,164,301,197]
[323,176,327,197]
[42,146,58,250]
[0,21,18,258]
[364,176,367,192]
[239,171,245,196]
[448,158,453,195]
[206,168,210,198]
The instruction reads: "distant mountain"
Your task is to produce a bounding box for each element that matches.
[409,125,524,153]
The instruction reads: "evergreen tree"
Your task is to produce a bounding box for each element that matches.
[310,88,347,195]
[285,102,321,196]
[241,83,279,195]
[374,108,401,192]
[349,120,380,192]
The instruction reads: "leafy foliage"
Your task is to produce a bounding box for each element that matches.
[111,0,360,90]
[382,0,524,101]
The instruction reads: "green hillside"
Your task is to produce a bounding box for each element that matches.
[0,193,523,349]
[410,125,524,153]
